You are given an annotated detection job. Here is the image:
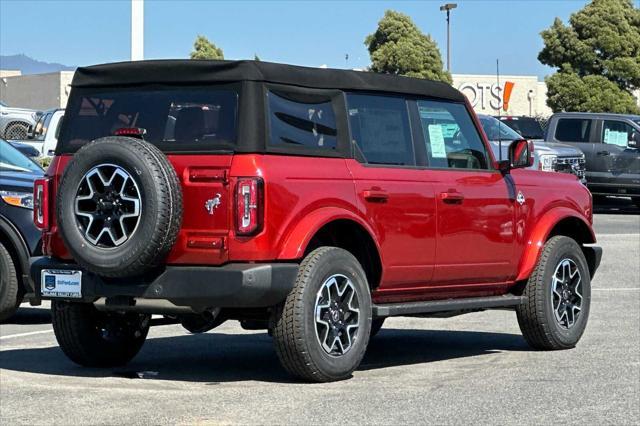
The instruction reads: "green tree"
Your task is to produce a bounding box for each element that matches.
[365,10,452,84]
[539,0,640,113]
[190,35,224,60]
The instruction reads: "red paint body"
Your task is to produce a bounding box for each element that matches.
[42,110,595,304]
[42,160,594,304]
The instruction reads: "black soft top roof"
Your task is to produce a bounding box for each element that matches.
[71,59,465,102]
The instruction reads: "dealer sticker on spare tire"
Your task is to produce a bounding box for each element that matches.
[41,270,82,298]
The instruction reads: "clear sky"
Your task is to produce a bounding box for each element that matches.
[0,0,602,77]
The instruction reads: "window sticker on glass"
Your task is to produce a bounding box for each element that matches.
[441,123,459,138]
[604,128,628,147]
[428,124,447,158]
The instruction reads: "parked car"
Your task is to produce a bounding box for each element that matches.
[545,112,640,206]
[19,108,65,157]
[8,140,40,159]
[0,101,40,140]
[497,115,546,140]
[0,139,43,320]
[479,114,586,182]
[31,60,601,382]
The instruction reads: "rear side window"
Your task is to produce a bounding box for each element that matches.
[555,119,592,143]
[417,100,489,170]
[267,91,338,151]
[346,93,415,166]
[59,86,238,153]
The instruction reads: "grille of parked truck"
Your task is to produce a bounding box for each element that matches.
[29,60,601,382]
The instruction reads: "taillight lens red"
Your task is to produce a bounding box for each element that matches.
[235,178,263,236]
[33,177,51,230]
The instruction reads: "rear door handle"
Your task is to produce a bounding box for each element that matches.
[363,189,389,202]
[440,191,464,204]
[597,150,610,156]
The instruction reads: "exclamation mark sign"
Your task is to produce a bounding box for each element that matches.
[502,81,515,112]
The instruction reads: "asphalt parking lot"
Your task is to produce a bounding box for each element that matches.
[1,199,638,425]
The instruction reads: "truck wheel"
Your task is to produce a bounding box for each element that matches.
[3,121,29,140]
[56,137,182,277]
[272,247,372,382]
[51,301,150,367]
[516,236,591,350]
[0,242,21,322]
[370,318,385,338]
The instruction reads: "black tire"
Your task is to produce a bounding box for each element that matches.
[516,236,591,350]
[370,318,385,338]
[272,247,372,382]
[51,301,150,367]
[0,242,21,322]
[56,137,182,277]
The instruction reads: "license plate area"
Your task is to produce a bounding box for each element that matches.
[41,269,82,298]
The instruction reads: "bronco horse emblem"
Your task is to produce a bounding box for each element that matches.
[205,194,222,215]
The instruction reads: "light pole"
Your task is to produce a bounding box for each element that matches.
[439,3,457,72]
[131,0,144,61]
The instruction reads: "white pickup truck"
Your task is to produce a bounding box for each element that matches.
[18,109,64,157]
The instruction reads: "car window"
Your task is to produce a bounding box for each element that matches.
[555,119,592,143]
[0,140,42,173]
[59,86,238,153]
[480,116,522,141]
[32,113,53,141]
[55,115,64,140]
[267,91,338,151]
[417,100,490,170]
[602,120,636,147]
[346,93,415,166]
[499,117,544,140]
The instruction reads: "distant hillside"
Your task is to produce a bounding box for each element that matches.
[0,54,75,75]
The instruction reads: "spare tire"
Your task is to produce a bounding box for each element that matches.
[57,137,182,277]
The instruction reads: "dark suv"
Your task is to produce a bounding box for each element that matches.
[0,139,43,320]
[30,60,601,382]
[545,112,640,206]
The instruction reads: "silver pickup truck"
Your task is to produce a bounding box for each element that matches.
[478,114,586,183]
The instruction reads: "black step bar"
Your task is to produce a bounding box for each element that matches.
[372,294,525,318]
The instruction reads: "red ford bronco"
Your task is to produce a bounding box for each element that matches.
[30,60,601,382]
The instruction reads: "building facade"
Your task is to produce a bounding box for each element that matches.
[452,74,552,117]
[0,71,74,110]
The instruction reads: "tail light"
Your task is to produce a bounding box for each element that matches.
[33,177,51,230]
[235,177,263,236]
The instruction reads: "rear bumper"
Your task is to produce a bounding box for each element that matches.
[30,257,299,309]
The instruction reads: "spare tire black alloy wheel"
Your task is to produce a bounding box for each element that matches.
[57,137,182,278]
[74,163,142,248]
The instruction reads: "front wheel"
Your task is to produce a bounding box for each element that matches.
[516,236,591,350]
[272,247,372,382]
[52,301,150,367]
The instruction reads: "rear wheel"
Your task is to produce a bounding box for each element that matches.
[272,247,372,382]
[0,242,21,322]
[52,301,150,367]
[516,236,591,350]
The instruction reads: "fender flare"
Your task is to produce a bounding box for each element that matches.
[277,207,381,261]
[515,207,595,282]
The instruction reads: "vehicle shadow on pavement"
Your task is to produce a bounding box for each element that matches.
[593,197,639,215]
[1,307,51,325]
[0,328,528,383]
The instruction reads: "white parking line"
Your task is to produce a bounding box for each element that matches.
[592,288,640,291]
[0,330,53,341]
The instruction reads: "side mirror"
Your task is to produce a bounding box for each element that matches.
[629,131,639,148]
[506,139,533,170]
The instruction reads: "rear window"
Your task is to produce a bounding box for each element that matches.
[58,86,238,153]
[555,118,592,143]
